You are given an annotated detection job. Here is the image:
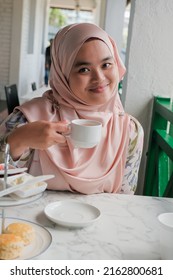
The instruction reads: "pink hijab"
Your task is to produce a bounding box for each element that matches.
[19,23,131,194]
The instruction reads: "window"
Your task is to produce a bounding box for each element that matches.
[48,7,94,41]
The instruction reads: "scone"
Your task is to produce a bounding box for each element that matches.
[5,222,35,245]
[0,233,24,259]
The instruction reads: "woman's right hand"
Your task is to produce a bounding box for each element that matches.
[7,120,70,160]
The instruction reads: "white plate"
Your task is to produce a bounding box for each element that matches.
[44,200,101,228]
[0,192,44,207]
[3,173,49,198]
[0,173,54,199]
[0,164,27,175]
[0,217,52,259]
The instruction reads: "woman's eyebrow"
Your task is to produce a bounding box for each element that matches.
[73,56,114,68]
[74,61,91,68]
[102,56,114,61]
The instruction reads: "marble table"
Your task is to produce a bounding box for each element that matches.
[1,191,173,260]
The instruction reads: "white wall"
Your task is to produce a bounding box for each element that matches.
[19,0,47,97]
[104,0,126,55]
[0,0,48,100]
[10,0,24,94]
[124,0,173,193]
[0,0,13,99]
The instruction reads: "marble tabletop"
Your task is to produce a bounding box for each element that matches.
[1,191,173,260]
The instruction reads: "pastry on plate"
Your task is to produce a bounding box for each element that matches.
[5,222,35,245]
[0,233,24,259]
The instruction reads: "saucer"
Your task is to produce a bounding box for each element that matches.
[44,200,101,228]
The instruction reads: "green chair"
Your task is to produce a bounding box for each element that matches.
[143,96,173,197]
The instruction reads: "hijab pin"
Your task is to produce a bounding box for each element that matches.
[119,112,124,116]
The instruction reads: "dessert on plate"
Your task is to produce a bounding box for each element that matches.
[0,233,24,259]
[4,222,35,245]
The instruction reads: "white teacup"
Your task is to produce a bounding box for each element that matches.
[68,119,102,148]
[158,212,173,259]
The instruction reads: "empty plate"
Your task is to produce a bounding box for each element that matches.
[44,200,101,228]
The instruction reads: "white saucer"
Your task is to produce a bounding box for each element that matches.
[44,200,101,228]
[0,164,27,175]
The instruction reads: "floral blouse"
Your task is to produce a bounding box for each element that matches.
[0,111,144,194]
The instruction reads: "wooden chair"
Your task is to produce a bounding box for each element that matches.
[4,84,20,114]
[143,96,173,197]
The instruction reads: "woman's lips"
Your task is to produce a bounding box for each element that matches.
[89,84,108,93]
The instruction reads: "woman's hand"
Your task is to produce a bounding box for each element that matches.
[7,120,69,160]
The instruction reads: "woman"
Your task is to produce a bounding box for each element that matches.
[44,38,53,86]
[0,23,143,194]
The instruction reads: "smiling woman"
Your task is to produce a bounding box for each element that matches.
[69,39,118,105]
[0,23,143,195]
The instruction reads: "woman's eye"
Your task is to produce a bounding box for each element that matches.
[103,63,111,68]
[78,67,89,73]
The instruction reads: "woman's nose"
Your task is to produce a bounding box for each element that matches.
[91,69,105,81]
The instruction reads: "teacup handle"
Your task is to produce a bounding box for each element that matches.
[62,123,72,137]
